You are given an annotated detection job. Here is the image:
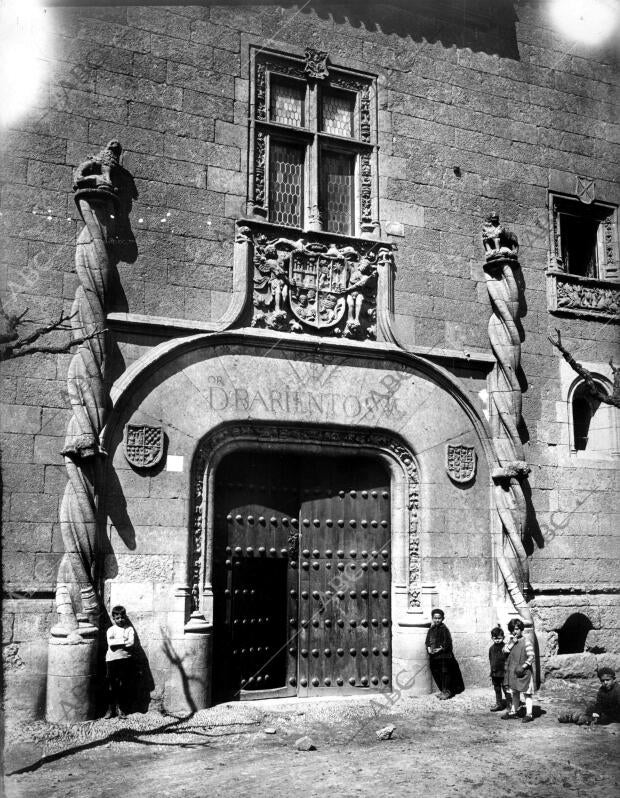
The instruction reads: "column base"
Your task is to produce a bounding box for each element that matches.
[46,624,99,724]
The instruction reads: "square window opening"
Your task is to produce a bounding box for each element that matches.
[560,213,601,278]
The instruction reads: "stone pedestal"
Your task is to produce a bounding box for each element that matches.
[46,624,98,724]
[163,613,213,713]
[392,623,433,696]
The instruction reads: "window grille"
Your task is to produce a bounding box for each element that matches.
[321,90,355,137]
[269,142,304,227]
[270,79,305,127]
[322,151,354,235]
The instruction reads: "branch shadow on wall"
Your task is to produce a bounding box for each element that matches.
[515,263,531,446]
[160,628,202,717]
[106,161,138,387]
[523,477,542,557]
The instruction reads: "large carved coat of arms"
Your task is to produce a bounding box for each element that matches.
[124,424,165,469]
[251,233,384,340]
[445,444,477,483]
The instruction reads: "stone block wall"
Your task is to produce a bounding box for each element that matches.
[1,1,618,715]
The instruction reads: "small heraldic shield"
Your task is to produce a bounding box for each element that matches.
[446,444,476,483]
[576,176,595,205]
[124,424,164,469]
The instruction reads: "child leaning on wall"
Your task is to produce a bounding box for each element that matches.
[559,667,620,725]
[104,605,135,719]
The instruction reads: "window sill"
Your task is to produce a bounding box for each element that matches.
[546,268,620,321]
[242,217,386,245]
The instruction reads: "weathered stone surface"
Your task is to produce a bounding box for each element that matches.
[104,555,175,582]
[585,629,618,654]
[595,653,620,674]
[544,653,598,680]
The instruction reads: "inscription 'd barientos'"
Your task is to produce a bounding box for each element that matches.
[201,373,408,421]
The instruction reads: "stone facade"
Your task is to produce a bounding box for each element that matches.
[1,1,618,720]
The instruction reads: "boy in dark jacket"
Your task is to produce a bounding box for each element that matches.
[489,625,510,711]
[559,667,620,725]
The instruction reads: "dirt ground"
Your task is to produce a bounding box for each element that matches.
[3,681,619,798]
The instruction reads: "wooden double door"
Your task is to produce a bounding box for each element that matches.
[213,450,392,703]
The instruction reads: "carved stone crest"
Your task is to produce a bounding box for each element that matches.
[482,212,519,262]
[304,47,329,79]
[446,445,477,483]
[576,176,595,205]
[252,232,385,339]
[73,140,123,196]
[124,424,165,469]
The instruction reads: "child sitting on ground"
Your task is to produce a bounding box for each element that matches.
[105,605,135,719]
[489,625,510,711]
[558,667,620,725]
[501,618,537,724]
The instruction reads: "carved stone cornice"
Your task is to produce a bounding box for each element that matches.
[546,270,620,322]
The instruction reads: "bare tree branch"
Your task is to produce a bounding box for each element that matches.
[4,328,107,361]
[8,311,77,351]
[0,300,105,362]
[548,328,620,408]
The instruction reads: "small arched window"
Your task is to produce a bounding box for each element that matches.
[568,377,618,456]
[571,383,600,451]
[557,613,593,655]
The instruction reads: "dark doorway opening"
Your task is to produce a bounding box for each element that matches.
[212,449,392,703]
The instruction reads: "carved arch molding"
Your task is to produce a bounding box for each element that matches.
[190,423,420,611]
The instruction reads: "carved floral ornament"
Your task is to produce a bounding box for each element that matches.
[547,271,620,321]
[244,227,393,340]
[191,424,421,611]
[303,47,329,79]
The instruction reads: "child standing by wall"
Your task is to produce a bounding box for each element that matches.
[489,625,510,711]
[425,608,465,699]
[501,618,537,724]
[105,605,135,719]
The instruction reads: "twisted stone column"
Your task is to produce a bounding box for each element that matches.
[55,143,126,632]
[48,142,131,723]
[482,213,532,623]
[57,193,117,629]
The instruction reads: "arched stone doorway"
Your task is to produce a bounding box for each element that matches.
[191,423,420,703]
[96,330,499,712]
